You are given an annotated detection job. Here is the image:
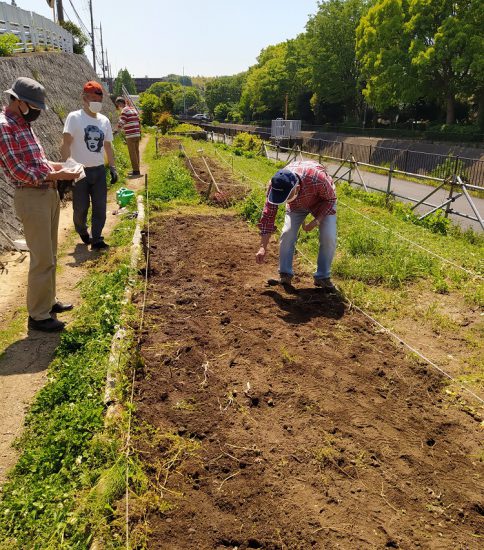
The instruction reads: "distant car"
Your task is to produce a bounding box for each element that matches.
[192,114,210,121]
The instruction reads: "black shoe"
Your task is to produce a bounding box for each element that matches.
[128,171,141,177]
[28,316,65,332]
[50,301,74,314]
[91,240,110,250]
[80,233,91,244]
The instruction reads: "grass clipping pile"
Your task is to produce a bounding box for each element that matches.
[133,212,483,549]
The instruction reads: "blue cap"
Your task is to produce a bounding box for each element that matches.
[268,169,298,204]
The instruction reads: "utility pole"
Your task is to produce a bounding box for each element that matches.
[105,50,112,92]
[99,22,106,80]
[182,66,186,116]
[89,0,96,73]
[56,0,64,23]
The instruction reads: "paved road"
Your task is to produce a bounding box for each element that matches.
[210,133,483,232]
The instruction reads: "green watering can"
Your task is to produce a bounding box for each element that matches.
[116,187,135,207]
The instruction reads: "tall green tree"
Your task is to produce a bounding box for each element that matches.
[306,0,369,120]
[113,68,136,96]
[284,35,313,120]
[357,0,484,124]
[240,43,290,120]
[205,74,245,115]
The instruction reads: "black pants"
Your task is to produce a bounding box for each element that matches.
[72,165,107,244]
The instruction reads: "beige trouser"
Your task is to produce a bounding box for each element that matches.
[14,188,60,321]
[126,136,140,172]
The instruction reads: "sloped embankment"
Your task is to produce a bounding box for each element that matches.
[0,52,117,251]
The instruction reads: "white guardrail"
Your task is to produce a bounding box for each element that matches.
[0,1,73,53]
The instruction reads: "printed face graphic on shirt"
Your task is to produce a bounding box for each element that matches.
[84,125,104,153]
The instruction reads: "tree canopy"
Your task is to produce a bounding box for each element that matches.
[113,68,136,96]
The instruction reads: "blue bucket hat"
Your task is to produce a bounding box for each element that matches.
[268,169,299,204]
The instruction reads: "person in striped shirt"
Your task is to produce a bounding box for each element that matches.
[256,160,337,290]
[115,97,141,177]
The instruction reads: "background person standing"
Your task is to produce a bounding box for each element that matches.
[0,77,81,332]
[115,96,141,177]
[61,81,118,250]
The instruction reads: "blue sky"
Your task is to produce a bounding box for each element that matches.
[15,1,319,78]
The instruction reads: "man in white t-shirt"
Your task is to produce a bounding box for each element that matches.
[61,81,118,250]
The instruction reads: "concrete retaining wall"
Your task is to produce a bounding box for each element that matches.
[0,52,117,251]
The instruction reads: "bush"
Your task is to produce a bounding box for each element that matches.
[0,33,18,56]
[170,123,203,134]
[157,112,177,134]
[232,132,263,156]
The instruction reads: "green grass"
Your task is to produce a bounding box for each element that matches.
[144,138,199,208]
[0,309,26,360]
[0,140,141,549]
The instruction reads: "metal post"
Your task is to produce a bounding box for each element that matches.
[319,140,322,164]
[368,144,372,164]
[386,162,394,205]
[460,181,484,231]
[445,174,456,218]
[99,23,106,80]
[56,0,64,23]
[404,150,409,173]
[89,0,96,73]
[340,142,344,160]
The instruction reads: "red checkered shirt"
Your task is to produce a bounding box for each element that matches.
[0,108,52,187]
[258,160,337,235]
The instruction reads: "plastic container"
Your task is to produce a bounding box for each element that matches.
[116,187,135,207]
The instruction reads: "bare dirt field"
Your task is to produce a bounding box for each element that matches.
[134,210,484,549]
[184,153,249,206]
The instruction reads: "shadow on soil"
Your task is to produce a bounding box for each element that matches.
[0,328,60,377]
[262,286,346,324]
[65,243,97,267]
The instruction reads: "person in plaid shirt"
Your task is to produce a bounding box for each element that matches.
[256,159,337,290]
[0,77,81,332]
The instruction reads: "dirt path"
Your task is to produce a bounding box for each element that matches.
[134,210,483,549]
[0,137,148,486]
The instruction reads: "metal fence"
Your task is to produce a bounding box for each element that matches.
[0,1,73,53]
[201,124,484,188]
[204,127,484,231]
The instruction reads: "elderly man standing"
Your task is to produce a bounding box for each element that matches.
[115,96,141,177]
[61,81,117,250]
[0,77,81,332]
[256,159,337,290]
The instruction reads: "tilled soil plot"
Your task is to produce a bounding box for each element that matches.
[185,154,249,206]
[135,212,483,550]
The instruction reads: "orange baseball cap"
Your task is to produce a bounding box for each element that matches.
[83,80,103,95]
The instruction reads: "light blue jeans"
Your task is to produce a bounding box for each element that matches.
[279,209,337,279]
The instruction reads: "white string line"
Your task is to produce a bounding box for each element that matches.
[293,244,484,405]
[338,200,484,281]
[208,141,484,405]
[125,174,151,550]
[211,141,483,281]
[182,145,251,189]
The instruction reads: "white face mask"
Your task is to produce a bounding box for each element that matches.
[89,101,102,113]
